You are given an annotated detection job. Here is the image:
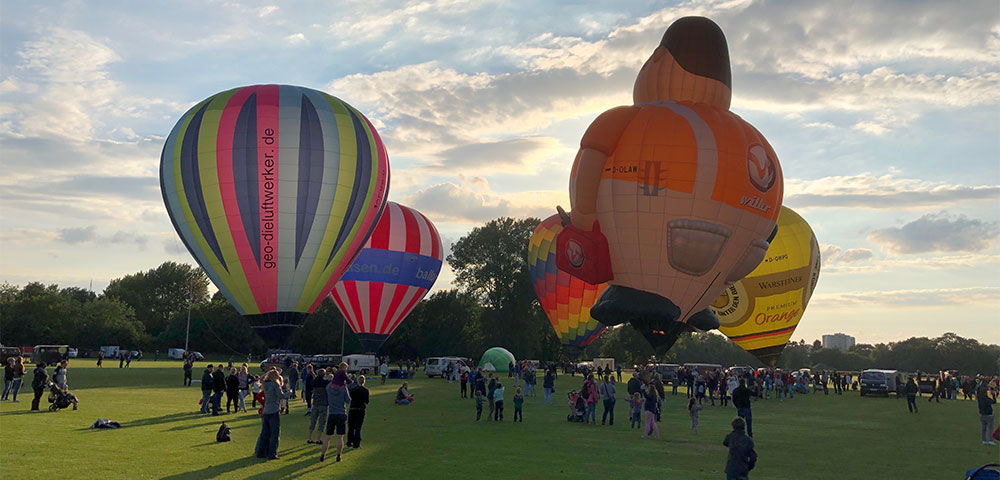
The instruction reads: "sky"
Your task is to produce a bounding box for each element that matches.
[1,0,998,345]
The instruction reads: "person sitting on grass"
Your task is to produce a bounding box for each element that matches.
[395,382,414,405]
[723,416,757,480]
[475,390,485,421]
[567,390,585,422]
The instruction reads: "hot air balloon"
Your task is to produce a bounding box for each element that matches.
[528,214,607,353]
[556,16,783,353]
[328,202,443,353]
[160,84,389,347]
[480,347,516,373]
[713,207,821,366]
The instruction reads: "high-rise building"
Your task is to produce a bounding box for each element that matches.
[822,333,856,351]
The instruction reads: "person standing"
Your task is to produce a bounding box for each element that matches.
[513,387,524,422]
[118,352,125,368]
[288,362,300,400]
[641,384,660,439]
[53,360,69,390]
[599,375,616,426]
[254,370,290,460]
[238,365,250,412]
[307,369,330,445]
[200,366,214,413]
[303,364,315,415]
[2,357,14,401]
[978,386,996,446]
[183,360,193,386]
[493,381,506,422]
[226,368,240,413]
[723,417,757,480]
[96,351,104,368]
[487,375,498,421]
[616,365,623,383]
[379,362,388,385]
[582,374,599,424]
[320,377,352,462]
[8,357,25,402]
[543,369,555,405]
[732,379,753,438]
[460,369,469,399]
[689,397,703,434]
[30,362,49,411]
[212,364,226,415]
[347,375,370,448]
[905,377,918,413]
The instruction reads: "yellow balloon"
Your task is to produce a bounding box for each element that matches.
[712,207,821,366]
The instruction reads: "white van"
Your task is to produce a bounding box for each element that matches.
[593,358,615,372]
[860,369,899,396]
[168,348,186,360]
[425,357,466,377]
[100,346,120,359]
[343,354,377,374]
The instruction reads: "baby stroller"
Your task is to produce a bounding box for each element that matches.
[567,394,586,422]
[48,383,79,411]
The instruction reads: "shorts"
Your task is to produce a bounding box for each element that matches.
[326,413,347,435]
[309,405,329,430]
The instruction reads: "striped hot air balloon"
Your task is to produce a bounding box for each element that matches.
[160,84,389,347]
[529,215,607,351]
[329,202,443,353]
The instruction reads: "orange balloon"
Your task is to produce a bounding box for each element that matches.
[558,16,783,353]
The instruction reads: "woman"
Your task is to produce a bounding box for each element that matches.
[641,384,660,439]
[2,357,14,401]
[254,370,290,460]
[307,369,329,445]
[543,369,555,405]
[582,374,599,424]
[238,365,250,412]
[303,364,315,414]
[9,357,25,402]
[395,382,414,405]
[347,375,370,448]
[226,367,240,413]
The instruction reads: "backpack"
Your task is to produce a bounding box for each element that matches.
[216,423,231,442]
[581,383,590,399]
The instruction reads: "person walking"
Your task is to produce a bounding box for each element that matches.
[460,369,468,398]
[347,376,370,448]
[119,353,125,368]
[978,386,996,446]
[238,365,250,413]
[543,369,555,405]
[732,379,753,438]
[3,357,15,401]
[487,375,497,420]
[905,377,919,413]
[307,369,329,445]
[211,364,226,415]
[599,375,616,426]
[320,376,352,462]
[8,357,25,402]
[303,364,315,415]
[96,351,104,368]
[641,384,660,439]
[254,370,290,460]
[30,362,49,411]
[723,417,757,480]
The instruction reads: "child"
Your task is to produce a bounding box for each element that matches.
[460,370,469,398]
[567,391,584,422]
[688,397,703,434]
[250,375,261,408]
[493,381,505,422]
[487,375,497,422]
[630,392,644,429]
[513,387,524,422]
[475,390,484,421]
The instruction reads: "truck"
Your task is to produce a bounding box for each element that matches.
[30,345,70,365]
[424,357,467,377]
[593,358,615,373]
[343,354,377,374]
[860,369,899,397]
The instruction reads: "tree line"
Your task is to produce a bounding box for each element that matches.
[1,217,997,375]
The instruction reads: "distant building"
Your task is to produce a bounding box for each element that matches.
[822,333,856,351]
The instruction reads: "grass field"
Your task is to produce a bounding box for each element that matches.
[0,360,995,479]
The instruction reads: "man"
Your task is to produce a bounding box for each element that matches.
[379,362,388,385]
[30,362,49,411]
[200,365,214,413]
[183,360,193,386]
[212,364,226,415]
[347,376,370,448]
[320,378,352,462]
[978,386,996,446]
[732,379,753,437]
[288,362,300,399]
[723,417,757,480]
[599,375,616,426]
[627,372,642,397]
[303,364,315,415]
[616,365,623,383]
[904,377,918,413]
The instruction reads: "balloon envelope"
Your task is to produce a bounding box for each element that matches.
[329,202,443,352]
[160,84,389,347]
[528,215,607,349]
[712,207,821,366]
[480,347,516,373]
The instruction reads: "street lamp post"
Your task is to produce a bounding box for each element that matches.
[184,282,193,352]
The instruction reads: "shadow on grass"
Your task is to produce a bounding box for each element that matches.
[160,443,326,479]
[0,409,53,417]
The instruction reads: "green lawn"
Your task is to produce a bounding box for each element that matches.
[0,360,994,479]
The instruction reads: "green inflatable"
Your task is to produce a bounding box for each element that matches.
[479,347,516,373]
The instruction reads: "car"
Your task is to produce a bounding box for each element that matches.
[0,346,22,365]
[860,369,899,397]
[650,364,680,384]
[307,354,343,370]
[67,348,78,358]
[727,365,754,378]
[259,353,303,372]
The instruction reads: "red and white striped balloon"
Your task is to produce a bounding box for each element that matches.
[329,202,444,352]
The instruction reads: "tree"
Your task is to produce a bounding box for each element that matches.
[104,262,209,343]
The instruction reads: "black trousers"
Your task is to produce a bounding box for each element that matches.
[31,386,44,410]
[226,391,239,412]
[184,372,192,386]
[907,395,917,412]
[347,409,366,447]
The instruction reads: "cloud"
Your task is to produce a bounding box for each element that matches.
[432,137,560,173]
[820,244,842,263]
[784,173,999,209]
[285,33,308,45]
[811,287,1000,308]
[57,225,148,248]
[835,248,874,263]
[868,212,1000,254]
[404,176,560,223]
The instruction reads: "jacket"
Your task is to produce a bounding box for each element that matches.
[212,370,225,393]
[201,371,214,391]
[261,380,289,415]
[32,366,49,389]
[979,390,995,416]
[724,428,757,477]
[349,385,370,411]
[327,383,351,416]
[732,385,751,409]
